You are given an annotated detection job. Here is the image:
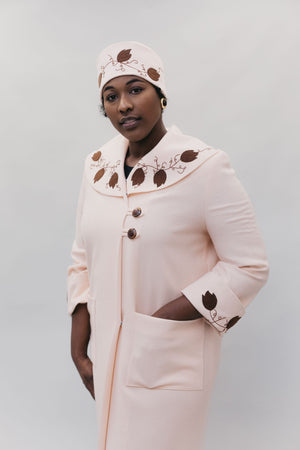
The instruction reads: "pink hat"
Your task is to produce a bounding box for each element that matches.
[96,41,167,103]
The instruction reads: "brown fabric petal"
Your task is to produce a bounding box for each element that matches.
[98,73,102,87]
[109,172,118,188]
[147,67,160,81]
[180,150,198,162]
[117,49,132,63]
[94,168,105,183]
[202,291,218,310]
[226,316,241,330]
[131,168,145,186]
[92,151,102,161]
[153,169,167,187]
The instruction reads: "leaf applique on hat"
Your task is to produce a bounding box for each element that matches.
[99,48,163,86]
[147,67,160,81]
[117,49,132,63]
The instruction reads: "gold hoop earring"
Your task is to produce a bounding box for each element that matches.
[161,97,167,109]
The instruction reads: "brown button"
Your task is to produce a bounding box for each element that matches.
[127,228,137,239]
[132,207,142,217]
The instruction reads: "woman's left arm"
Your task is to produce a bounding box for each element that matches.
[152,295,203,321]
[154,150,269,334]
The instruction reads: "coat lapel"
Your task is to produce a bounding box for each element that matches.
[86,125,219,196]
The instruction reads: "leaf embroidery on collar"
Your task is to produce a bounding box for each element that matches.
[90,147,212,191]
[131,148,211,188]
[90,151,122,191]
[90,146,212,191]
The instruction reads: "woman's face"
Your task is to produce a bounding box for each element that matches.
[102,75,163,142]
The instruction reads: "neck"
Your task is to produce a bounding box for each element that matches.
[127,119,167,162]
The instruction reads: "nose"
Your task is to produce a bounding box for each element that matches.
[118,93,133,113]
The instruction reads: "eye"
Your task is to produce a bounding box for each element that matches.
[105,93,117,102]
[130,87,143,94]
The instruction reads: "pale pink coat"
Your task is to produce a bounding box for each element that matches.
[67,125,269,450]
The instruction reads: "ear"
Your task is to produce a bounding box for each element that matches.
[161,97,167,109]
[100,102,107,117]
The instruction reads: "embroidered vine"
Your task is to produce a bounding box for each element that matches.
[131,147,211,188]
[98,48,161,87]
[90,146,212,191]
[90,151,122,191]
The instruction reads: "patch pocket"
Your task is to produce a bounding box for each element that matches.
[125,311,204,391]
[87,294,97,367]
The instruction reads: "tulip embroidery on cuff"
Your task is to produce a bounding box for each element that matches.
[226,315,241,330]
[202,290,241,332]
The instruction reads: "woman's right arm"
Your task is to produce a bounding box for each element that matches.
[67,161,94,399]
[71,303,95,399]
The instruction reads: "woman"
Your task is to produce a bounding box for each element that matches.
[67,41,269,450]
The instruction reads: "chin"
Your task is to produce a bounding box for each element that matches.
[118,126,150,142]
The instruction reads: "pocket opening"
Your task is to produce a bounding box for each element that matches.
[125,311,204,391]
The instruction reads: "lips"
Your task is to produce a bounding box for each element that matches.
[119,116,141,129]
[120,116,140,124]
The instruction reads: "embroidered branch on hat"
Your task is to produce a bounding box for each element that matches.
[98,48,162,88]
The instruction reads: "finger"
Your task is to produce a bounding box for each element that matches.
[90,385,95,399]
[86,382,95,400]
[83,376,95,400]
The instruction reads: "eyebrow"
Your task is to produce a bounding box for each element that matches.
[103,78,146,93]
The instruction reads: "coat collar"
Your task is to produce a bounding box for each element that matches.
[86,125,219,197]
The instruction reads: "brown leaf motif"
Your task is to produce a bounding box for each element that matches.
[131,168,145,186]
[92,151,102,161]
[202,291,218,310]
[98,73,102,87]
[147,67,160,81]
[91,146,212,191]
[180,150,198,163]
[117,49,132,63]
[109,172,118,188]
[226,316,241,330]
[94,168,105,183]
[153,169,167,187]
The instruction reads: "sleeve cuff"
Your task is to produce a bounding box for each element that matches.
[181,271,245,335]
[67,288,89,316]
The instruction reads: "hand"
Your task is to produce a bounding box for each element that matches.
[73,355,95,400]
[151,295,203,321]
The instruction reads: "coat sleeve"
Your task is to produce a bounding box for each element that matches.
[180,150,269,335]
[66,161,90,316]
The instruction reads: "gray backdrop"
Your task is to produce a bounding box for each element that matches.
[1,0,299,448]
